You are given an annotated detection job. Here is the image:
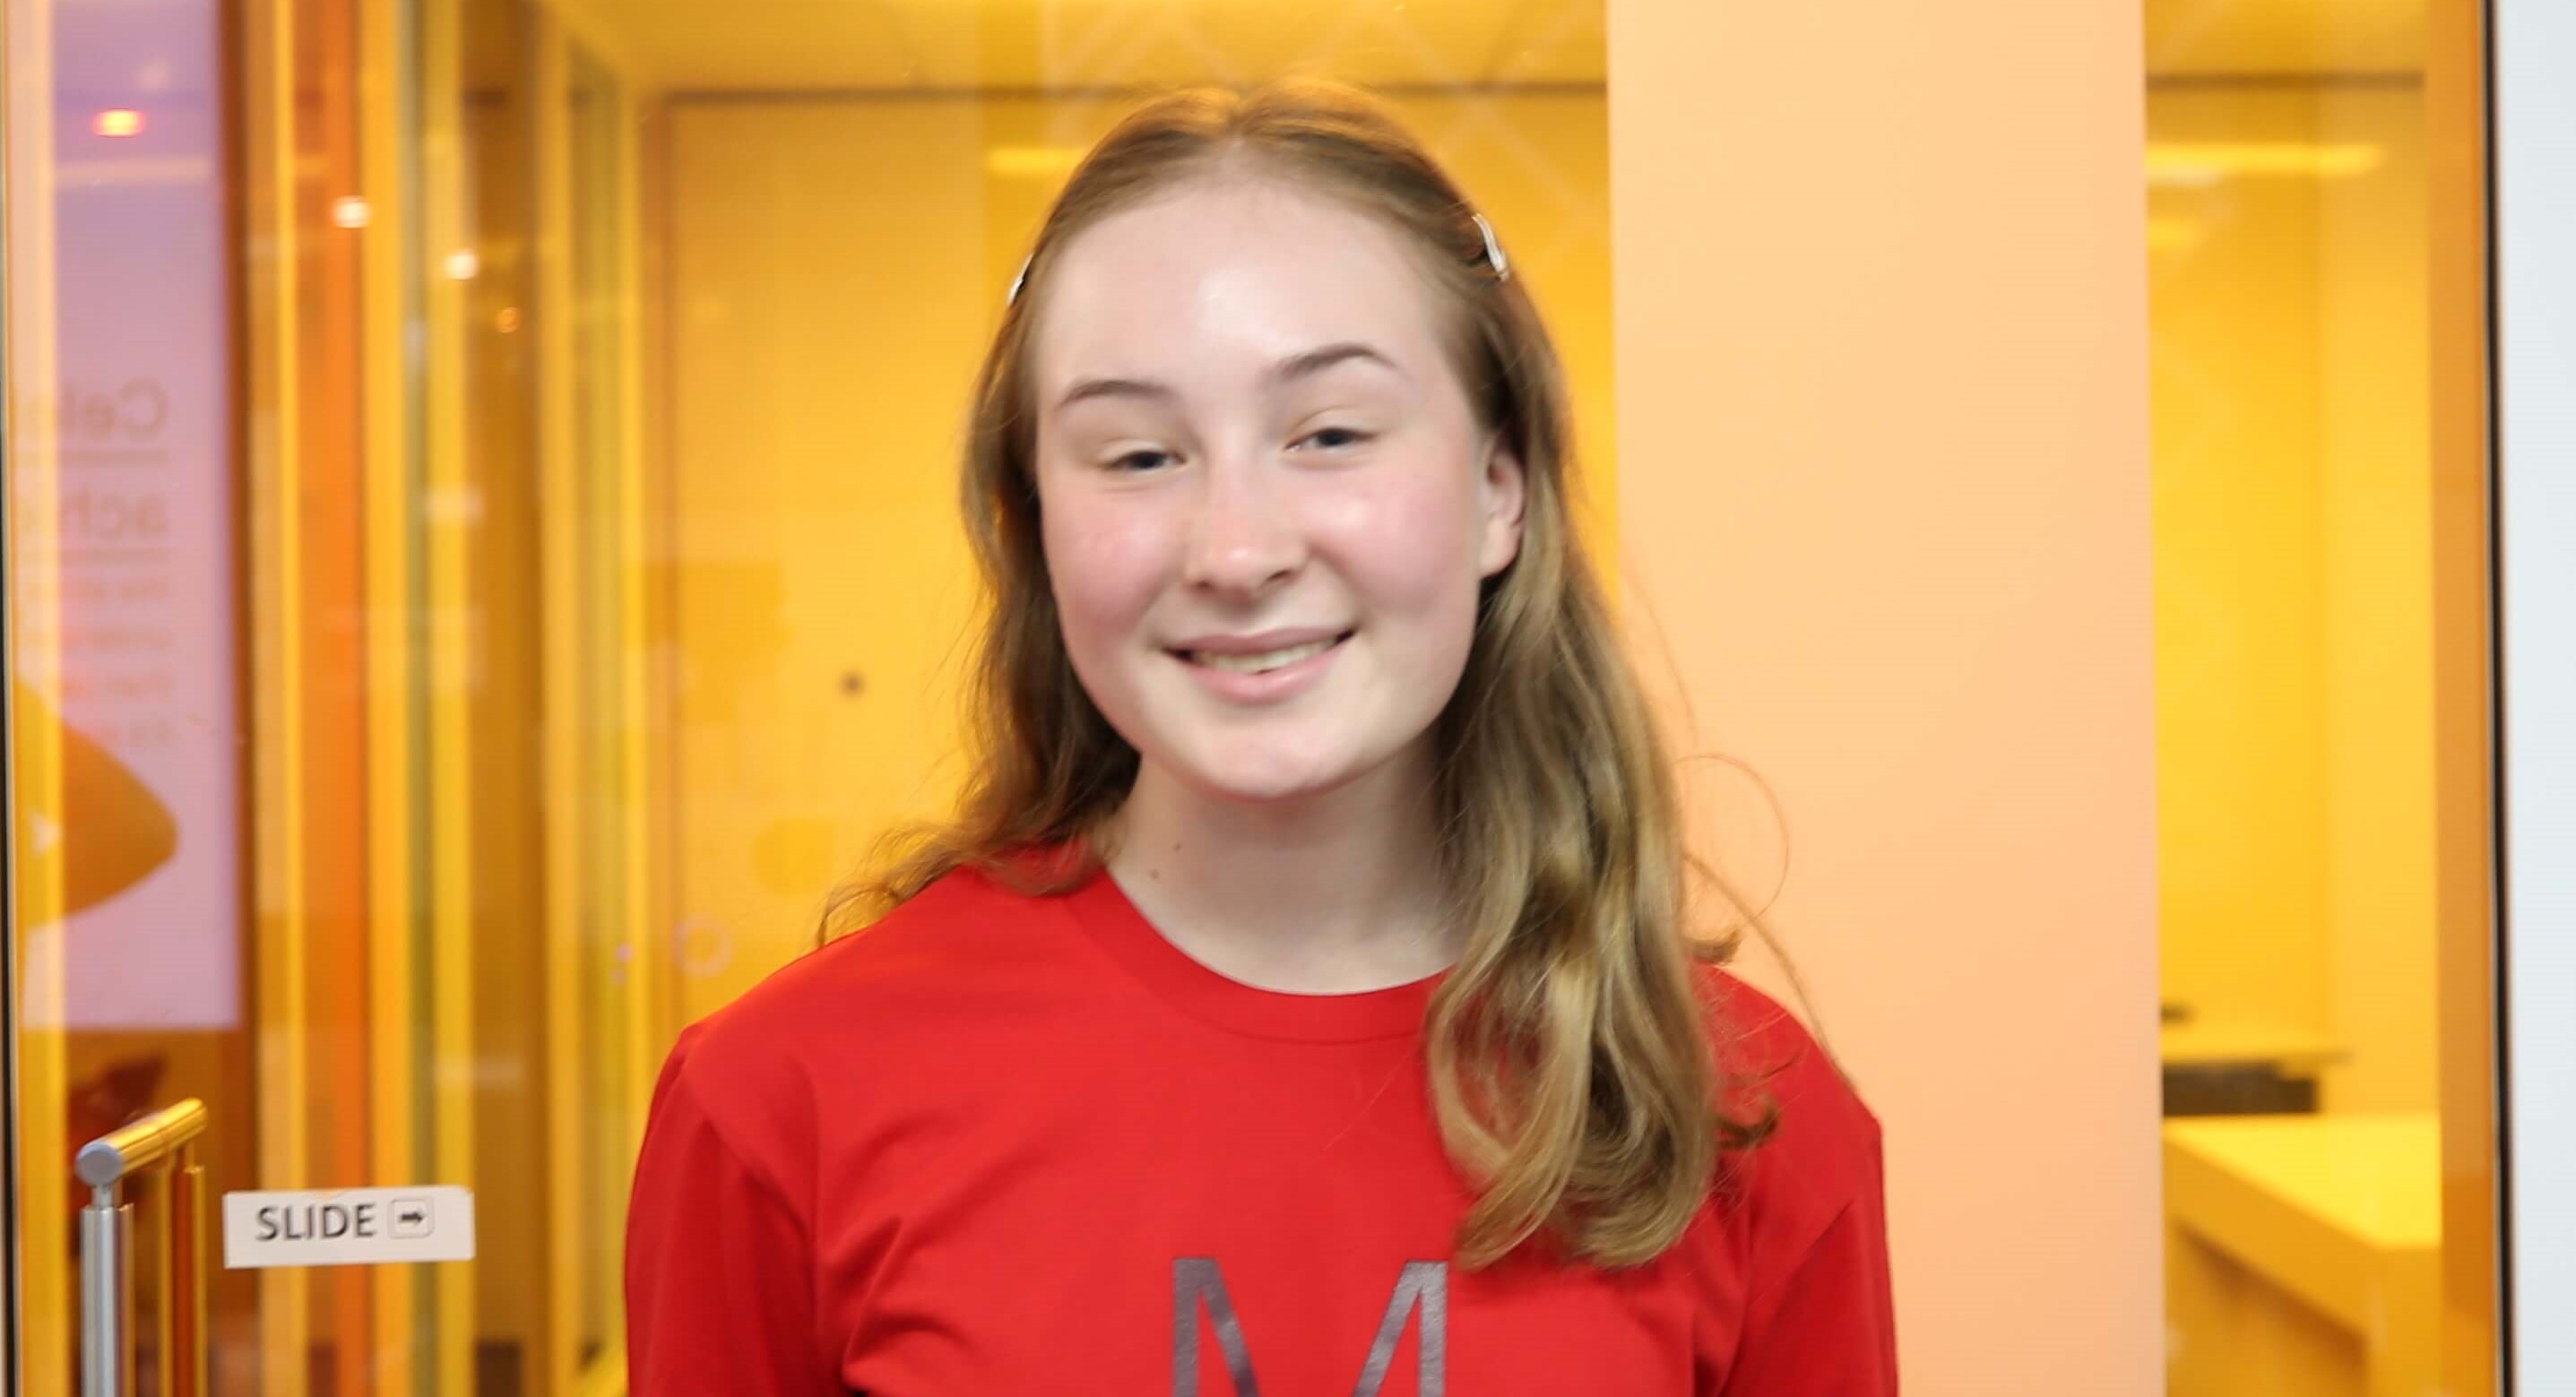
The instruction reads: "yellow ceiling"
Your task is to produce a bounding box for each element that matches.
[546,0,2422,97]
[554,0,1607,95]
[2147,0,2425,75]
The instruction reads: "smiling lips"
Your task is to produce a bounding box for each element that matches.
[1169,628,1353,679]
[1189,635,1340,673]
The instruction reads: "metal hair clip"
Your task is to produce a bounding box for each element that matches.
[1472,211,1510,282]
[1007,255,1033,307]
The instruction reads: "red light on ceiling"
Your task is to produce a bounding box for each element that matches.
[94,109,145,137]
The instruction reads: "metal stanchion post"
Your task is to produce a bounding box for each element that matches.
[78,1186,130,1397]
[75,1100,211,1397]
[170,1144,209,1397]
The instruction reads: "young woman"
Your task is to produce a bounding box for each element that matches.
[626,80,1896,1395]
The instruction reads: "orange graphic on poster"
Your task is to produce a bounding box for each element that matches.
[12,680,178,916]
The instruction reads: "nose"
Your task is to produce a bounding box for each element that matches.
[1181,457,1302,596]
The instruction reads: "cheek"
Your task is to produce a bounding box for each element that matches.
[1316,470,1487,633]
[1040,491,1167,658]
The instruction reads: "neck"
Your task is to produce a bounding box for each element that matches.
[1105,745,1457,995]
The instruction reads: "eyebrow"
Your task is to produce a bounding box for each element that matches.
[1051,341,1404,414]
[1268,341,1404,385]
[1054,376,1174,411]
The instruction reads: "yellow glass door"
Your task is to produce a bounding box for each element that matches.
[5,0,656,1389]
[2144,0,2502,1393]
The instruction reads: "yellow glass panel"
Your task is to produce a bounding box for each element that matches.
[2145,0,2497,1393]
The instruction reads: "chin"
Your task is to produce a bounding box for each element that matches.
[1180,743,1365,805]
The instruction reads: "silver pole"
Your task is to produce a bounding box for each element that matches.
[73,1101,210,1396]
[80,1183,130,1397]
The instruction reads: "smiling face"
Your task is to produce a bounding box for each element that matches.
[1028,175,1526,806]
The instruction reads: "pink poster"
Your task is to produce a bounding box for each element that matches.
[14,0,242,1030]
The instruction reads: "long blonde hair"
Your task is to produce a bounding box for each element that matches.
[842,79,1772,1270]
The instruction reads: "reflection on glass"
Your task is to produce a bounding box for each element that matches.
[2146,0,2494,1393]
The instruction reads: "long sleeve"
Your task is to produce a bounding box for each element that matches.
[1716,1135,1899,1396]
[626,1033,844,1397]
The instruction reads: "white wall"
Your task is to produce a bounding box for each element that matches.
[2497,0,2576,1386]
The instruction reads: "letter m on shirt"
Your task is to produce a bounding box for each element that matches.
[1172,1258,1447,1397]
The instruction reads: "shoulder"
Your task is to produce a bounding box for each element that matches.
[654,865,1085,1159]
[698,863,1068,1043]
[1691,963,1884,1228]
[1681,967,1900,1389]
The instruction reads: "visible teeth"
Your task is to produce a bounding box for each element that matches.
[1192,637,1337,673]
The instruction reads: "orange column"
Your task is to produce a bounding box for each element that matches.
[1607,3,2162,1393]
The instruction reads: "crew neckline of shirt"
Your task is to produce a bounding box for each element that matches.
[1060,863,1443,1043]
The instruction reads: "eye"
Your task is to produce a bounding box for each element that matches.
[1292,425,1374,453]
[1106,447,1176,472]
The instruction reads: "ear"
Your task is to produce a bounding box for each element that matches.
[1476,438,1527,578]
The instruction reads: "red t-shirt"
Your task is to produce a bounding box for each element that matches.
[626,863,1897,1394]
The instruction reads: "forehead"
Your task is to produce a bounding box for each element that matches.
[1031,177,1453,393]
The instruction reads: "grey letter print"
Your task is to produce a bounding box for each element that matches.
[1172,1258,1448,1397]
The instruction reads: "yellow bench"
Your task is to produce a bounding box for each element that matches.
[2163,1114,2440,1397]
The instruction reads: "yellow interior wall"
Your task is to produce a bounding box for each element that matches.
[661,91,1615,1018]
[2313,88,2439,1117]
[2149,87,2333,1048]
[2149,84,2437,1114]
